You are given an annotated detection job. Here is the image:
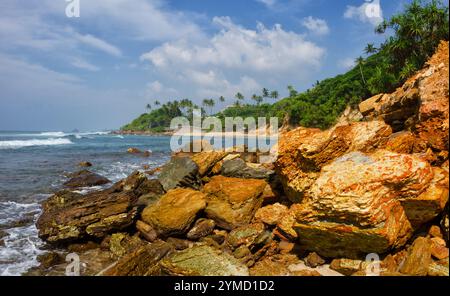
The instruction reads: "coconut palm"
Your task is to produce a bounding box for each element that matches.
[270,90,279,100]
[235,92,244,102]
[219,96,225,103]
[355,56,366,84]
[364,43,378,55]
[146,104,152,112]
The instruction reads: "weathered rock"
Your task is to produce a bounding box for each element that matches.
[191,151,228,176]
[37,188,140,243]
[203,176,267,230]
[158,157,200,191]
[37,252,65,269]
[226,223,266,249]
[400,237,432,276]
[186,219,216,240]
[430,238,449,260]
[249,254,299,276]
[63,170,110,188]
[166,237,193,250]
[133,179,165,207]
[136,220,158,242]
[428,225,444,239]
[441,203,449,244]
[141,188,206,237]
[254,203,289,226]
[427,258,449,276]
[109,233,145,258]
[159,245,249,276]
[210,154,240,175]
[385,131,416,154]
[330,259,363,276]
[102,240,173,276]
[304,252,326,268]
[78,161,92,167]
[275,121,392,202]
[127,148,150,156]
[221,158,274,180]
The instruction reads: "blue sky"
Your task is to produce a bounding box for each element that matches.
[0,0,434,131]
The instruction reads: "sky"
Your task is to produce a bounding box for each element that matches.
[0,0,428,131]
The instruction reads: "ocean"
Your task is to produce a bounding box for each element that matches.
[0,131,172,275]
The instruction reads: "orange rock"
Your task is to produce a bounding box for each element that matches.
[430,238,449,260]
[254,203,289,226]
[400,237,432,276]
[385,131,416,154]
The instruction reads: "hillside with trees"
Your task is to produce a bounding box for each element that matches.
[121,0,449,133]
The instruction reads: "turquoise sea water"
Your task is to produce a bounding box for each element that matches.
[0,131,171,275]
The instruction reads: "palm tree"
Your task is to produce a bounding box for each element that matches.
[234,100,241,107]
[235,92,244,102]
[251,94,263,106]
[287,85,298,97]
[146,104,152,112]
[219,96,225,103]
[155,100,161,107]
[355,56,367,84]
[262,88,269,98]
[364,43,378,55]
[270,91,279,100]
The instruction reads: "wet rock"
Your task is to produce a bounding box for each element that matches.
[330,259,363,276]
[141,188,207,237]
[159,245,249,276]
[226,223,266,250]
[63,170,110,188]
[158,157,200,191]
[304,252,326,268]
[187,218,216,240]
[37,252,65,269]
[37,188,140,243]
[221,158,274,180]
[78,161,92,167]
[191,151,228,176]
[127,148,150,157]
[254,203,289,226]
[136,220,158,242]
[400,237,432,276]
[203,176,267,230]
[102,241,173,276]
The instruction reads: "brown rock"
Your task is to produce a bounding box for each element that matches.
[186,218,216,240]
[254,203,289,226]
[78,161,92,167]
[330,259,363,276]
[203,176,267,230]
[400,237,432,276]
[304,252,326,268]
[430,238,449,260]
[249,254,299,276]
[127,147,142,154]
[191,151,228,176]
[141,188,207,237]
[226,223,266,249]
[63,170,110,188]
[428,225,444,239]
[385,131,415,154]
[37,252,65,269]
[427,258,449,276]
[136,220,158,242]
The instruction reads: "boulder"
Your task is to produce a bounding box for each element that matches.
[385,131,416,154]
[430,238,449,260]
[159,245,249,276]
[203,176,267,230]
[191,151,228,176]
[141,188,207,237]
[186,219,216,240]
[109,233,145,258]
[275,121,392,202]
[136,220,158,242]
[158,157,200,191]
[428,258,449,276]
[330,259,363,276]
[78,161,92,167]
[400,237,432,276]
[249,254,300,276]
[63,170,110,188]
[37,188,140,243]
[133,179,165,207]
[102,240,173,276]
[254,203,289,226]
[221,158,274,180]
[226,223,266,249]
[292,150,442,258]
[304,252,326,268]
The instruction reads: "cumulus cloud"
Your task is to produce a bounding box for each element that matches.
[140,17,325,99]
[344,0,384,26]
[302,16,330,36]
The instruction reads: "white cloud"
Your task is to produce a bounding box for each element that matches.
[302,16,330,36]
[344,1,384,26]
[71,58,100,72]
[338,58,356,70]
[140,17,325,100]
[147,81,163,93]
[75,34,122,57]
[256,0,277,8]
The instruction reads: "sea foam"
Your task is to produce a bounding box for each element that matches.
[0,138,73,149]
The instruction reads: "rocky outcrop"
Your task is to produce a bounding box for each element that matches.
[63,170,110,188]
[159,245,249,276]
[291,150,448,258]
[158,157,200,191]
[191,151,228,176]
[221,158,274,180]
[275,121,392,202]
[203,176,267,230]
[141,188,207,237]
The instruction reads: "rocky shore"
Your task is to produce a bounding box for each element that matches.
[28,41,449,276]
